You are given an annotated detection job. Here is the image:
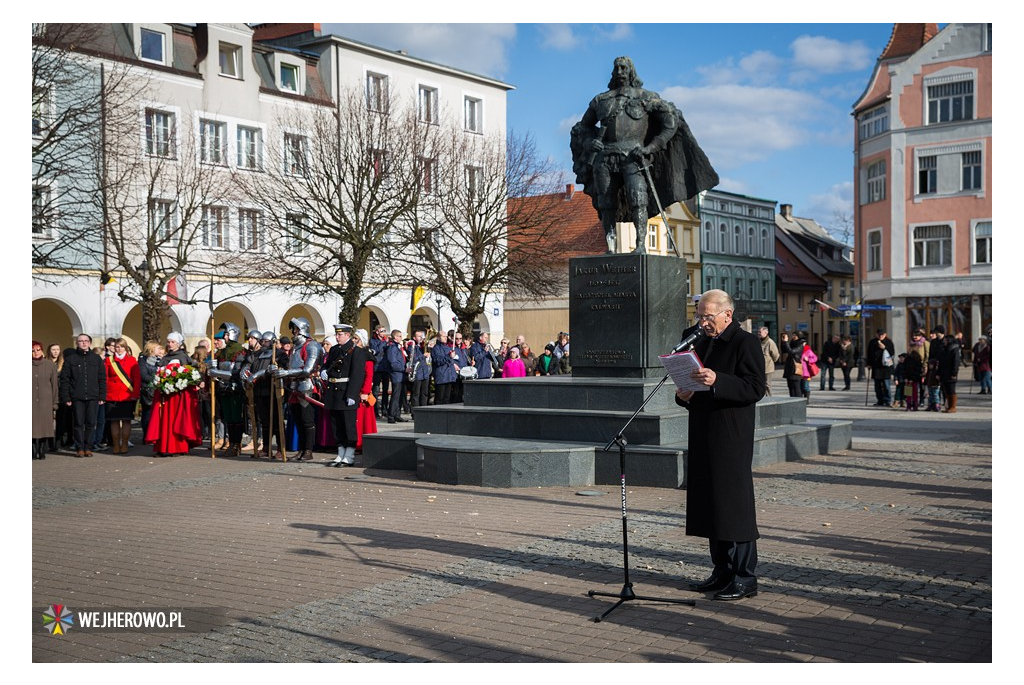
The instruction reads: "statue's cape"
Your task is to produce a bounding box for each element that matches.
[570,99,719,222]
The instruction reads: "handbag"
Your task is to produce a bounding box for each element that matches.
[808,361,820,378]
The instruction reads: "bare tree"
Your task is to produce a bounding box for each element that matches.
[827,209,855,246]
[32,23,144,277]
[236,86,434,326]
[395,128,570,338]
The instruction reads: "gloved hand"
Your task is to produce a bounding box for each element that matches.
[346,398,355,406]
[320,370,328,381]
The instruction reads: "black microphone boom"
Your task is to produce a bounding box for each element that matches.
[671,327,705,354]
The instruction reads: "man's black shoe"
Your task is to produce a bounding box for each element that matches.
[687,574,733,593]
[713,580,758,601]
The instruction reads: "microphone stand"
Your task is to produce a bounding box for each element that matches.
[588,369,696,622]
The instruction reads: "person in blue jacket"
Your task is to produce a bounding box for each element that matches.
[468,332,497,380]
[383,330,408,423]
[431,331,459,405]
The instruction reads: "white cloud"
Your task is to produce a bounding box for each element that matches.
[323,24,517,78]
[790,35,873,74]
[539,24,579,50]
[662,84,825,168]
[805,181,855,226]
[594,24,634,42]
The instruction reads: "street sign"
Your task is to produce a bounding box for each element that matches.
[838,304,861,311]
[860,304,893,311]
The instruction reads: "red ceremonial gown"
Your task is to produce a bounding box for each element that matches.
[356,359,377,451]
[145,386,203,455]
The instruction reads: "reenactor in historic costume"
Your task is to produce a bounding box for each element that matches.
[273,317,323,461]
[207,322,247,456]
[322,324,367,467]
[240,330,285,460]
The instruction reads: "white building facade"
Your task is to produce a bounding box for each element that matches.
[32,23,513,351]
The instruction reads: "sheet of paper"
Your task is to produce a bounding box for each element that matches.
[659,350,709,393]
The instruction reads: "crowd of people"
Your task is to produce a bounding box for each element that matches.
[31,323,575,461]
[758,324,990,411]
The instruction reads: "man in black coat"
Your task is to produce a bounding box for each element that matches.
[323,324,367,467]
[866,328,896,406]
[59,333,106,457]
[675,290,766,601]
[933,325,961,413]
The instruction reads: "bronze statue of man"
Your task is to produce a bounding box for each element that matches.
[571,56,719,254]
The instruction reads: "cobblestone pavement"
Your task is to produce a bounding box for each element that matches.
[31,380,992,663]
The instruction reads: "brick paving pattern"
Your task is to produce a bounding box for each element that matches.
[32,383,992,662]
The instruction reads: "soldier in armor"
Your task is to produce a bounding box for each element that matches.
[272,317,323,461]
[207,322,247,456]
[570,56,719,254]
[322,324,367,467]
[241,330,285,460]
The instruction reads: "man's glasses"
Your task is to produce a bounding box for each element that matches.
[694,310,728,323]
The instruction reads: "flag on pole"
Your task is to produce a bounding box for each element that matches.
[166,274,187,305]
[812,298,836,312]
[410,285,425,312]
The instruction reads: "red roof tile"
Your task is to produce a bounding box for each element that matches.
[252,24,321,42]
[508,186,607,262]
[879,23,939,61]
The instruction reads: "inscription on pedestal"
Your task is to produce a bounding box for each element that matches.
[569,254,686,378]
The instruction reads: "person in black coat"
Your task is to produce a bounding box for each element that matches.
[675,290,766,601]
[322,324,367,466]
[933,325,962,413]
[59,333,107,457]
[866,329,896,406]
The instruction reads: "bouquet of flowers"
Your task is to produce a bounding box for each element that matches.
[152,363,203,395]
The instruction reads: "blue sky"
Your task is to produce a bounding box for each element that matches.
[325,22,902,238]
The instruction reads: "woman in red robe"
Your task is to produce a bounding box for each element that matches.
[354,329,377,453]
[144,332,203,456]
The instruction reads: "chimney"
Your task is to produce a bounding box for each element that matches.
[780,204,793,220]
[564,184,575,200]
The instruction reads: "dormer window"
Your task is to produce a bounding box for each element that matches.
[219,43,242,78]
[140,28,165,64]
[280,63,299,93]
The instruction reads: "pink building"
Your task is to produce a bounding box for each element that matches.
[853,23,991,348]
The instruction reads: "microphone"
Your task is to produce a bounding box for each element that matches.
[671,327,705,354]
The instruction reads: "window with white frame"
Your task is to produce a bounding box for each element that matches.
[747,226,755,255]
[918,155,937,195]
[466,165,482,200]
[761,271,771,301]
[238,209,260,252]
[962,150,982,191]
[370,148,389,181]
[866,159,886,203]
[283,133,307,176]
[199,119,227,165]
[279,63,299,93]
[733,225,742,254]
[286,213,308,254]
[219,43,241,78]
[419,156,436,195]
[464,96,483,133]
[858,104,889,140]
[719,267,731,295]
[704,266,715,292]
[140,28,165,64]
[927,80,973,124]
[647,223,659,250]
[236,125,262,170]
[867,230,882,271]
[703,221,713,251]
[33,86,49,137]
[201,205,228,249]
[974,221,991,265]
[145,108,175,158]
[32,185,52,238]
[797,293,804,311]
[718,223,727,253]
[149,199,175,241]
[912,224,952,267]
[761,228,769,257]
[366,72,388,112]
[419,85,438,124]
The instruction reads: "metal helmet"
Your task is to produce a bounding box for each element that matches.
[260,331,277,344]
[247,330,261,342]
[289,317,311,338]
[219,322,241,342]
